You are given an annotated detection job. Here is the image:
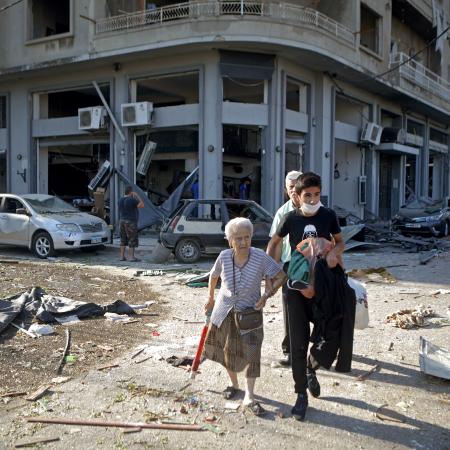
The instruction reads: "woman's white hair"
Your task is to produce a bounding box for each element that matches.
[224,217,253,241]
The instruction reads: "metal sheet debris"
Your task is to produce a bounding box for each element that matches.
[419,337,450,380]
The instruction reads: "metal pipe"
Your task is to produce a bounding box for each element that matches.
[27,417,205,432]
[92,80,126,142]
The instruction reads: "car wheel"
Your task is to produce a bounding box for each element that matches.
[175,238,201,263]
[32,232,55,259]
[438,221,449,237]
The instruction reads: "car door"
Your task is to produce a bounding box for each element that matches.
[0,196,30,245]
[225,201,272,249]
[182,201,226,253]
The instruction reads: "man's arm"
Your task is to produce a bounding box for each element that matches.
[132,192,145,208]
[266,234,283,263]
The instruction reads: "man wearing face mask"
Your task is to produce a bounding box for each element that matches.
[268,170,302,366]
[267,172,344,421]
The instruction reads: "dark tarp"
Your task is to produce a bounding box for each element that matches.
[0,287,136,335]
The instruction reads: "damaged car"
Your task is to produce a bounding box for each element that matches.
[392,197,450,237]
[160,199,273,263]
[0,194,110,258]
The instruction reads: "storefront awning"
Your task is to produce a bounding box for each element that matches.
[376,143,419,156]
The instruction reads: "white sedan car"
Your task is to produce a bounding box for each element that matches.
[0,194,110,258]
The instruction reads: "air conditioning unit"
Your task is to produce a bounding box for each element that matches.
[380,127,406,144]
[78,106,107,130]
[88,160,111,191]
[358,175,367,205]
[121,102,153,127]
[136,141,157,176]
[361,122,382,145]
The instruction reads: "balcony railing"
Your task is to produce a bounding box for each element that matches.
[389,52,450,101]
[95,1,356,46]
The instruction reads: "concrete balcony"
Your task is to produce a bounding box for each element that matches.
[387,52,450,111]
[95,1,356,47]
[94,1,356,48]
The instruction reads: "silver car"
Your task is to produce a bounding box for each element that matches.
[0,194,110,258]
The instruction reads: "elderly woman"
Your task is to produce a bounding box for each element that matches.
[203,217,285,415]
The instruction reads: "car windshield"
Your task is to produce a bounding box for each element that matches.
[23,196,78,214]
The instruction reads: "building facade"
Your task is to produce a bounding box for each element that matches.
[0,0,449,224]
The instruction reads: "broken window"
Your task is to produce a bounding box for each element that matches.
[286,79,301,112]
[222,125,262,203]
[39,85,110,119]
[134,127,198,203]
[28,0,71,40]
[405,155,416,202]
[0,97,6,128]
[223,77,265,104]
[136,72,199,107]
[360,4,381,54]
[46,144,110,200]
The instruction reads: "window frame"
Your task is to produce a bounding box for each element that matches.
[359,3,382,57]
[25,0,74,45]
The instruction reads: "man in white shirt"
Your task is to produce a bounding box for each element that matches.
[268,170,302,365]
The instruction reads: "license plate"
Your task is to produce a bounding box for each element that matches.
[405,223,421,228]
[91,237,102,244]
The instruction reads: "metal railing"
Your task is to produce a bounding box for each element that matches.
[95,1,356,46]
[389,52,450,101]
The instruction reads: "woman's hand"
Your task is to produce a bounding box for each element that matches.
[255,293,269,310]
[326,249,339,268]
[204,299,214,315]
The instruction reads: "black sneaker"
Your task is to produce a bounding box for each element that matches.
[306,371,321,398]
[291,393,308,421]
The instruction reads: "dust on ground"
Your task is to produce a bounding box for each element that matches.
[0,260,167,393]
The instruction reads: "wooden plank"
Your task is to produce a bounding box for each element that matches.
[26,385,51,401]
[14,436,60,448]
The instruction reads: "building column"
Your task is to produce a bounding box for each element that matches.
[10,87,30,194]
[201,55,222,199]
[312,74,334,205]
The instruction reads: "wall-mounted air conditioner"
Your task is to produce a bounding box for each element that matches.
[78,106,107,130]
[121,102,153,127]
[88,160,111,191]
[358,175,367,205]
[380,127,406,144]
[361,122,382,145]
[136,141,157,175]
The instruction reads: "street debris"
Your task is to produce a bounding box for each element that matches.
[25,384,51,401]
[97,363,120,371]
[356,364,379,381]
[419,337,450,380]
[26,416,205,432]
[28,323,54,336]
[14,436,60,448]
[386,305,434,329]
[51,376,71,384]
[430,289,450,295]
[56,329,71,374]
[347,267,396,283]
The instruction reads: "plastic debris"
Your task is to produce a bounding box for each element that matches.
[28,324,55,336]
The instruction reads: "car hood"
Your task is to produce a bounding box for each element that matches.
[37,212,104,225]
[396,207,442,219]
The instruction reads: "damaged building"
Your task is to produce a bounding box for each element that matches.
[0,0,449,225]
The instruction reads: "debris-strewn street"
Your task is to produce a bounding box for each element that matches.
[0,243,449,449]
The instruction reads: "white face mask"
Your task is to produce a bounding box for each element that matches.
[300,201,323,215]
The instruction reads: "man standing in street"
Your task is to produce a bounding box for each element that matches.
[118,186,144,262]
[268,170,302,366]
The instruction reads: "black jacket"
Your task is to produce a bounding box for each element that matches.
[310,258,356,372]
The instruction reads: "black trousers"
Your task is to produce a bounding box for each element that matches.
[287,288,319,393]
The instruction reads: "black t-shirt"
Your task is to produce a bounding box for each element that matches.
[276,207,341,252]
[118,196,139,222]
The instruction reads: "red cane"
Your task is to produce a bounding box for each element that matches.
[189,313,211,379]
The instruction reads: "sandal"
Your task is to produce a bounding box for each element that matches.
[119,257,126,261]
[129,258,141,262]
[243,401,266,416]
[222,386,239,400]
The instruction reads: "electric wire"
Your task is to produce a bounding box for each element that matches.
[0,0,23,13]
